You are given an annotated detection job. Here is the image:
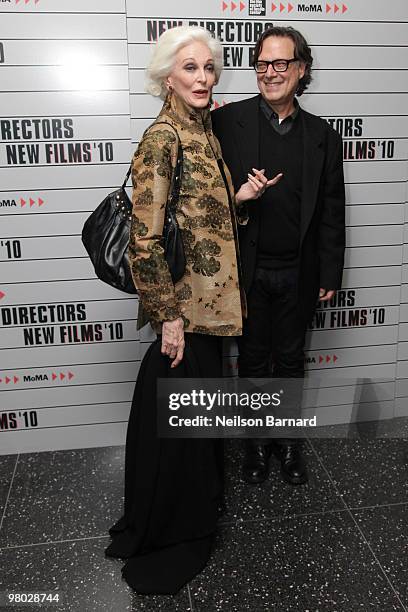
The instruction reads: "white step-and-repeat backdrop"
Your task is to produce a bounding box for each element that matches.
[0,0,407,453]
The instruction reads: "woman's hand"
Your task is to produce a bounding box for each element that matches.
[235,168,283,205]
[161,317,185,368]
[319,288,336,302]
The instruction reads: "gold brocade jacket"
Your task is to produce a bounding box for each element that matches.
[128,93,247,336]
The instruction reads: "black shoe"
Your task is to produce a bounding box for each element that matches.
[273,443,308,485]
[242,442,271,484]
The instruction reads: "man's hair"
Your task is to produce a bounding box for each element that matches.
[252,26,313,96]
[145,26,223,100]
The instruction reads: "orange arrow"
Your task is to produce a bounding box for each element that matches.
[342,3,347,12]
[326,3,331,11]
[38,198,44,206]
[288,2,293,11]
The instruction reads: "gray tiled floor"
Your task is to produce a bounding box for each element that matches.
[352,503,408,604]
[0,540,192,612]
[309,433,408,508]
[0,447,125,548]
[1,423,408,611]
[191,512,403,612]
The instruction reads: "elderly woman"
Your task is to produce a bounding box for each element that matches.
[105,26,280,595]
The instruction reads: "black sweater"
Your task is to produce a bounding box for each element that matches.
[257,109,304,269]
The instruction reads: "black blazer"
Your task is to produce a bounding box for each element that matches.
[212,94,346,322]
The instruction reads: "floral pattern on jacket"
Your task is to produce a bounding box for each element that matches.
[128,93,246,336]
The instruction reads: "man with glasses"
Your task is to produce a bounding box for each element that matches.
[212,26,345,485]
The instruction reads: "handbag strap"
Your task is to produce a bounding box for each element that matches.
[153,121,183,216]
[167,138,183,214]
[121,164,132,190]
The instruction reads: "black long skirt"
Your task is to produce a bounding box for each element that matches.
[105,332,223,595]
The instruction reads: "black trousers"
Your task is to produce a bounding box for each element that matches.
[238,266,307,446]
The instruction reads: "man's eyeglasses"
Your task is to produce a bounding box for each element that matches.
[254,58,298,73]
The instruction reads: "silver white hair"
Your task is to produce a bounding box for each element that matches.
[145,26,223,100]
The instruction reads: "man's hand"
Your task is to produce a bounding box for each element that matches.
[319,289,336,302]
[161,317,185,368]
[235,168,283,204]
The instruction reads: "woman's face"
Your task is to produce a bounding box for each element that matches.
[166,41,217,110]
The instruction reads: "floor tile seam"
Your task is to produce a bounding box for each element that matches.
[186,584,195,611]
[0,454,19,534]
[306,438,408,513]
[218,505,350,529]
[0,533,111,551]
[345,508,408,612]
[308,439,408,612]
[348,500,408,512]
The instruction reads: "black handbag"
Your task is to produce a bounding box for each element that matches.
[82,129,185,294]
